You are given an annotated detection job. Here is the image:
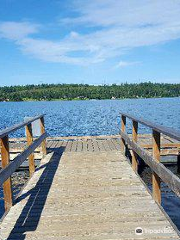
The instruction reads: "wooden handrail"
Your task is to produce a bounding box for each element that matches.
[120,130,180,196]
[120,112,180,141]
[0,133,47,186]
[0,115,47,212]
[0,114,44,139]
[119,112,180,205]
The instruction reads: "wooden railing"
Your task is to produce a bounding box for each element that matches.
[0,115,47,211]
[119,112,180,205]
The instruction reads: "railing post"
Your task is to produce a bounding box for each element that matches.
[40,116,47,156]
[132,120,138,172]
[0,136,13,211]
[121,115,126,154]
[26,123,35,176]
[152,130,161,204]
[177,152,180,173]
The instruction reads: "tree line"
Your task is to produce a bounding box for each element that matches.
[0,82,180,101]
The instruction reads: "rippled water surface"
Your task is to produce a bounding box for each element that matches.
[0,97,180,137]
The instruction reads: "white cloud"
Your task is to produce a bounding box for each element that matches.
[116,61,140,68]
[0,21,39,40]
[64,0,180,28]
[1,1,180,65]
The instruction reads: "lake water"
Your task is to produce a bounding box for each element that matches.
[0,97,180,137]
[0,97,180,231]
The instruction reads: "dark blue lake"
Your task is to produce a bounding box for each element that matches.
[0,97,180,231]
[0,97,180,137]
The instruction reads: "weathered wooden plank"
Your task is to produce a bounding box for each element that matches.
[103,139,111,151]
[47,140,54,149]
[47,135,120,140]
[50,140,57,149]
[109,138,119,150]
[112,138,121,150]
[25,123,35,176]
[120,111,180,141]
[132,120,138,172]
[0,136,13,211]
[141,143,180,149]
[92,139,99,152]
[129,147,179,156]
[58,141,67,153]
[1,151,179,239]
[71,141,77,152]
[9,141,25,150]
[55,140,63,148]
[8,135,180,155]
[0,115,44,139]
[121,115,126,153]
[40,116,47,156]
[152,130,161,204]
[0,133,47,187]
[97,140,106,151]
[76,141,83,152]
[106,139,116,151]
[82,140,88,152]
[64,141,72,152]
[87,139,93,151]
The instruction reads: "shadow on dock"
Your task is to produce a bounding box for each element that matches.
[47,144,65,154]
[6,147,65,240]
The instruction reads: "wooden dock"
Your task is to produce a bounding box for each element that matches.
[1,151,180,239]
[0,114,180,239]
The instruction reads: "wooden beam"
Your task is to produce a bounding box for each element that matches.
[0,136,13,211]
[25,123,35,176]
[121,115,126,153]
[119,111,180,141]
[152,130,161,204]
[0,114,44,139]
[177,153,180,173]
[128,146,179,156]
[40,116,47,156]
[120,130,180,197]
[132,120,138,172]
[0,133,47,187]
[141,143,180,149]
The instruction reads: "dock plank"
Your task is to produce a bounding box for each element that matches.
[76,141,83,152]
[8,135,180,156]
[92,139,99,152]
[1,150,179,239]
[55,140,63,148]
[65,140,72,152]
[82,140,88,152]
[87,139,93,152]
[111,138,120,150]
[71,140,77,152]
[97,139,106,151]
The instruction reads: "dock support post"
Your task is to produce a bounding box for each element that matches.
[152,130,161,204]
[26,123,35,176]
[121,115,126,154]
[40,116,47,156]
[132,120,138,172]
[1,136,13,211]
[177,152,180,173]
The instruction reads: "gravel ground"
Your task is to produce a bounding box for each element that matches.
[11,170,30,197]
[0,170,30,201]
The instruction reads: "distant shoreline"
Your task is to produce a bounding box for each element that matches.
[1,96,180,103]
[0,82,180,102]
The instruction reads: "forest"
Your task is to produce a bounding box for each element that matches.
[0,82,180,101]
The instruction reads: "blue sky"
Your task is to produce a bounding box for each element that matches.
[0,0,180,86]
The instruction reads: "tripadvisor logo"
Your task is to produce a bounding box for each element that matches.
[135,227,143,235]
